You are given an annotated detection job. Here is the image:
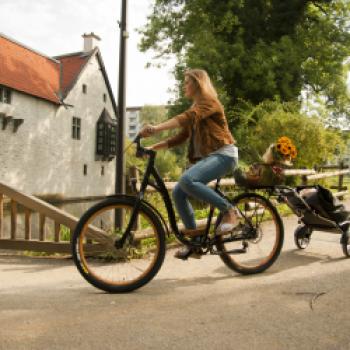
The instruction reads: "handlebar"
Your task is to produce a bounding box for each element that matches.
[133,134,156,159]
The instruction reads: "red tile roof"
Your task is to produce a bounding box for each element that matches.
[0,34,90,104]
[56,53,90,97]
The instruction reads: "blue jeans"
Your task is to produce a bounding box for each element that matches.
[172,154,238,229]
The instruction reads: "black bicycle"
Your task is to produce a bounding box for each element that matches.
[72,135,284,293]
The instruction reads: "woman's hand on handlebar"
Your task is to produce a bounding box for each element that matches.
[139,124,157,138]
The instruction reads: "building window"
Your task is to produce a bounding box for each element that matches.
[129,125,136,131]
[96,108,117,161]
[72,117,81,140]
[83,164,88,176]
[101,166,105,176]
[103,93,107,102]
[0,86,12,104]
[82,84,87,94]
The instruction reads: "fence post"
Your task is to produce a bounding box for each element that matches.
[11,200,17,240]
[24,208,32,240]
[301,167,308,186]
[0,194,3,238]
[39,214,46,241]
[54,222,60,242]
[338,160,345,200]
[129,166,139,193]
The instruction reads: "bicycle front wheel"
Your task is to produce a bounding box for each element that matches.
[215,192,284,274]
[72,196,166,293]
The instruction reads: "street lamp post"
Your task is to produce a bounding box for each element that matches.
[115,0,128,227]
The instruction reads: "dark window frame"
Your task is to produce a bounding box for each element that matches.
[96,109,117,161]
[0,86,12,104]
[72,117,81,140]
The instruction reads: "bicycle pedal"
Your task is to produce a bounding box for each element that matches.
[222,248,247,255]
[210,245,247,256]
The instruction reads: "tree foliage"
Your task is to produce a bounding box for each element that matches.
[237,101,346,168]
[139,0,350,118]
[139,105,168,125]
[126,105,187,180]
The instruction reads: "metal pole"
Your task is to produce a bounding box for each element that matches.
[115,0,128,228]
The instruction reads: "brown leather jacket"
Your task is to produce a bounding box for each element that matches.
[165,97,235,163]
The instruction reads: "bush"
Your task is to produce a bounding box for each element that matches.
[231,101,346,168]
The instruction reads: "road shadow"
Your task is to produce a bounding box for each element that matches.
[141,249,345,295]
[0,247,347,295]
[0,254,73,274]
[262,248,334,273]
[221,248,345,277]
[131,248,345,296]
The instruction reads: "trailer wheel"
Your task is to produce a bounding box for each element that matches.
[341,231,350,258]
[294,225,312,250]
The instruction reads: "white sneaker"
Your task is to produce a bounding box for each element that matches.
[216,221,240,235]
[216,208,241,235]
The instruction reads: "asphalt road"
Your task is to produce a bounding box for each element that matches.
[0,211,350,350]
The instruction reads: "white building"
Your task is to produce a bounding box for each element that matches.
[0,32,118,198]
[125,106,142,140]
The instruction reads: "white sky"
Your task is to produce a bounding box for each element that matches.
[0,0,176,107]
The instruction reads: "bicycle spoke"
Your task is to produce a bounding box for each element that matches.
[73,200,165,292]
[216,193,283,274]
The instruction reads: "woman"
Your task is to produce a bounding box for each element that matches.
[140,69,239,259]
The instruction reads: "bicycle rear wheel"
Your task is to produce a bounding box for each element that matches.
[215,192,284,274]
[72,196,166,293]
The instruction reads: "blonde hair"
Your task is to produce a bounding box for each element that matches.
[185,69,219,101]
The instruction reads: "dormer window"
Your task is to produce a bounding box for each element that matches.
[82,84,87,94]
[96,108,117,161]
[0,86,12,104]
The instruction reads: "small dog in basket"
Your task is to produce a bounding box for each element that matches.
[262,137,297,166]
[234,137,297,187]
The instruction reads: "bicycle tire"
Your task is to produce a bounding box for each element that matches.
[72,196,166,293]
[215,192,284,274]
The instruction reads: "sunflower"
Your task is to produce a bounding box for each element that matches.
[280,145,290,155]
[278,136,292,145]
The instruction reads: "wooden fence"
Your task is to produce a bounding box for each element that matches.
[0,162,349,254]
[0,182,103,253]
[129,163,350,198]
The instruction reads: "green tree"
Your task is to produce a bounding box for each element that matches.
[128,105,188,180]
[140,104,189,168]
[139,0,350,119]
[138,104,170,148]
[240,101,346,168]
[139,105,168,125]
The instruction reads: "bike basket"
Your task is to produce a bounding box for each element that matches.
[233,163,285,188]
